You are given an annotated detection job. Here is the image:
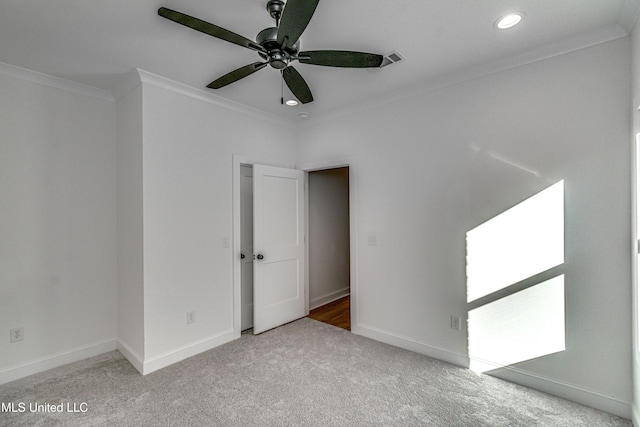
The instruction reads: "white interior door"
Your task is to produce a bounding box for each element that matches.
[253,164,306,334]
[240,165,254,331]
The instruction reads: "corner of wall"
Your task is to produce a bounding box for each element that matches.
[116,339,144,375]
[115,75,145,362]
[113,68,143,102]
[620,0,640,35]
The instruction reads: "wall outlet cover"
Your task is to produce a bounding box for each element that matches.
[10,327,24,343]
[187,311,196,324]
[450,316,461,331]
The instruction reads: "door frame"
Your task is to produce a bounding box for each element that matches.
[299,157,359,334]
[232,154,359,338]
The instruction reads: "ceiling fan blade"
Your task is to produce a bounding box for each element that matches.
[158,7,266,53]
[276,0,319,50]
[282,66,313,104]
[298,50,383,68]
[207,62,268,89]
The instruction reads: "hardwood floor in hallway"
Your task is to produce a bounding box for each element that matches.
[307,296,350,331]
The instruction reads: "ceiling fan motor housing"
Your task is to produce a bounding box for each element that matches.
[257,26,300,69]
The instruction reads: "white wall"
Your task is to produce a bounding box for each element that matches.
[0,65,118,384]
[631,14,640,427]
[0,31,635,419]
[296,38,632,417]
[308,168,350,309]
[135,72,297,372]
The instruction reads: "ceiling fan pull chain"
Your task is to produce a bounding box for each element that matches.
[281,69,284,105]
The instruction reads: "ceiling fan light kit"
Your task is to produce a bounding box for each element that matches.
[158,0,384,105]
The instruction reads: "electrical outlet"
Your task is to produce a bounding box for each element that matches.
[450,316,461,331]
[187,311,196,325]
[10,327,24,343]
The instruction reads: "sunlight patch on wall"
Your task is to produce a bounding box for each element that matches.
[468,275,565,373]
[466,180,565,373]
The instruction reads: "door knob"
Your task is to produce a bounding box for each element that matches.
[256,254,264,260]
[240,253,245,259]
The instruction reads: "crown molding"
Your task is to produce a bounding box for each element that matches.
[0,61,114,101]
[299,24,629,129]
[135,69,295,129]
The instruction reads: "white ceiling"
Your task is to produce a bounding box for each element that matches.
[0,0,638,123]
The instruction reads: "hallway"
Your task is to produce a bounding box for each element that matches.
[307,296,350,331]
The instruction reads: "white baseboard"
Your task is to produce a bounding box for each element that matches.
[490,366,632,420]
[353,322,632,421]
[0,338,117,386]
[310,288,350,310]
[141,329,236,375]
[353,322,470,368]
[0,331,239,384]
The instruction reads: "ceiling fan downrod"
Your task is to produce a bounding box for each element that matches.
[267,0,284,27]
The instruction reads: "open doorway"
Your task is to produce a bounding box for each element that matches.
[306,167,351,331]
[235,160,351,334]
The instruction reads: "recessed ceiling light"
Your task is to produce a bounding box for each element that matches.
[285,99,298,106]
[495,12,524,30]
[298,112,310,119]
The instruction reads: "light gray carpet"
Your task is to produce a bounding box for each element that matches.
[0,318,632,426]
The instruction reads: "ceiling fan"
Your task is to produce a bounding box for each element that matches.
[158,0,383,104]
